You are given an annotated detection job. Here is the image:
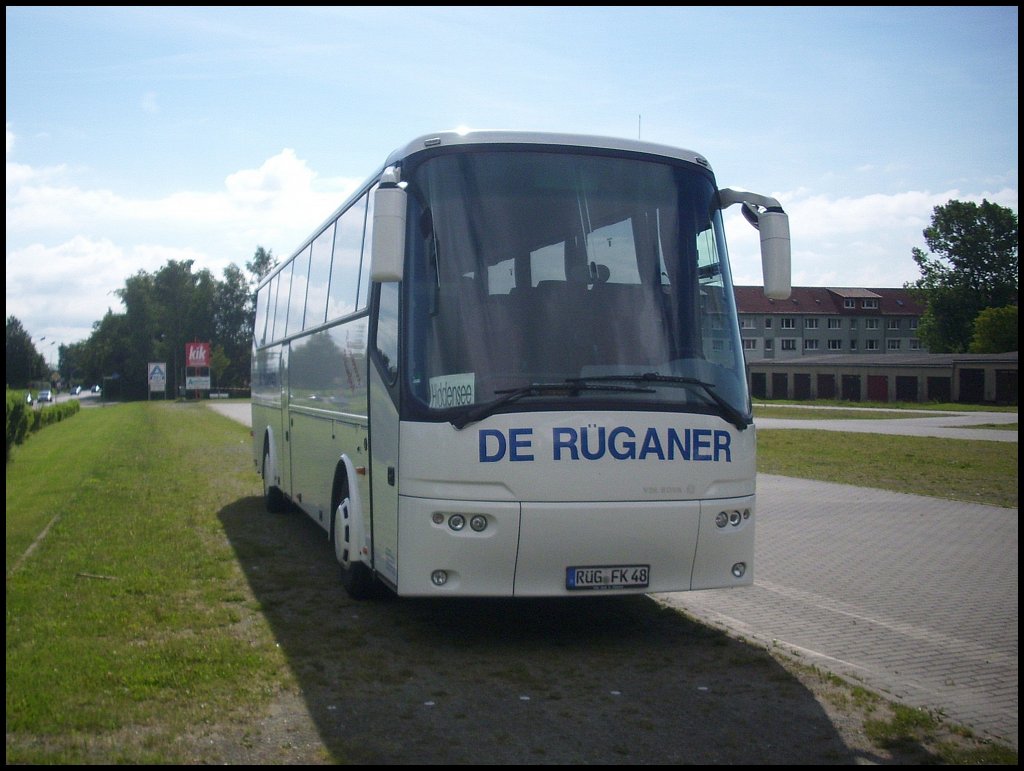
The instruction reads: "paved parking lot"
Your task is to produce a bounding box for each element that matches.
[657,472,1018,750]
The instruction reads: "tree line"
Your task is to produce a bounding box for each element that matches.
[7,247,276,399]
[5,199,1019,398]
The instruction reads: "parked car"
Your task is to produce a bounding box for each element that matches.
[25,392,33,405]
[37,389,53,403]
[91,384,101,394]
[72,385,82,395]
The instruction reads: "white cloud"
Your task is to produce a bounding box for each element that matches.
[727,186,1019,289]
[6,141,362,350]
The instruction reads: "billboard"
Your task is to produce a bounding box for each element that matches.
[148,362,167,393]
[186,342,211,392]
[186,342,211,368]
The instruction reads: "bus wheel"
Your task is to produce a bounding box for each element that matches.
[262,446,287,513]
[333,497,374,599]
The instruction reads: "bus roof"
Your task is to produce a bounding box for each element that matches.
[384,130,712,171]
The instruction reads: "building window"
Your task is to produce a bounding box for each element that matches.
[909,338,921,350]
[844,298,856,309]
[828,339,843,350]
[781,339,797,351]
[887,339,901,350]
[849,319,858,329]
[764,317,773,329]
[804,339,819,350]
[828,318,841,329]
[865,318,879,330]
[740,318,755,329]
[866,339,879,350]
[910,318,918,330]
[887,319,900,330]
[781,318,795,329]
[743,338,757,350]
[850,340,857,350]
[805,318,819,329]
[862,299,878,309]
[764,339,774,351]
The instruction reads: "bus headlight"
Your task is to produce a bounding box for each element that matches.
[731,562,746,578]
[448,514,466,531]
[470,514,488,532]
[431,570,449,586]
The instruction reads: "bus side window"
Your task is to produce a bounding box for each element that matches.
[373,282,400,387]
[356,184,376,311]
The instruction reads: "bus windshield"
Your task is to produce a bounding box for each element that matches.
[402,149,749,424]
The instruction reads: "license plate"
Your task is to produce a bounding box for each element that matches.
[566,565,650,591]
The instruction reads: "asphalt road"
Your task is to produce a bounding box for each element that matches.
[208,401,1018,750]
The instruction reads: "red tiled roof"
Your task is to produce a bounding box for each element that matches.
[735,286,925,316]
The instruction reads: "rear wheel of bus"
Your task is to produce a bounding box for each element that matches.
[262,445,287,514]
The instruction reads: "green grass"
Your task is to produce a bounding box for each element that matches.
[755,399,1018,413]
[6,402,291,763]
[757,430,1017,508]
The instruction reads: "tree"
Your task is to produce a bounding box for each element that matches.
[907,199,1018,353]
[246,246,276,284]
[970,306,1018,353]
[214,263,255,388]
[6,317,47,387]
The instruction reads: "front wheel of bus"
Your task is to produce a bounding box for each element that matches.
[262,446,287,513]
[333,497,374,599]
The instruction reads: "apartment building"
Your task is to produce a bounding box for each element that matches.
[735,286,926,360]
[734,286,1017,404]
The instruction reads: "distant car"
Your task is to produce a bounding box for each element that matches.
[37,389,53,403]
[25,392,33,405]
[72,385,82,395]
[91,384,101,393]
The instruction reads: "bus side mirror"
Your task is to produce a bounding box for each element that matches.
[718,188,792,300]
[370,167,406,283]
[757,210,791,300]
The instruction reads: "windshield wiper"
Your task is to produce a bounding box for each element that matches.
[566,372,751,431]
[451,380,654,430]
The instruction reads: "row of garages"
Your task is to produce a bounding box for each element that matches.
[747,352,1018,406]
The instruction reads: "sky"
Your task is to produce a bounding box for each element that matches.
[5,6,1019,361]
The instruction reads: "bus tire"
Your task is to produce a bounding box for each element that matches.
[333,496,374,599]
[262,445,287,513]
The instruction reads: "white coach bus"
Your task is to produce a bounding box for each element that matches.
[251,130,790,599]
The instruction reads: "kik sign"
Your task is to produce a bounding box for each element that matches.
[186,342,210,368]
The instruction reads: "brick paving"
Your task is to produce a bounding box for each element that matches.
[657,472,1018,750]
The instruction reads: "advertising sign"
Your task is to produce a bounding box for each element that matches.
[186,342,211,393]
[186,342,211,368]
[148,362,167,393]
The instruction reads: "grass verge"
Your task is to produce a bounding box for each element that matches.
[756,429,1017,508]
[6,402,290,763]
